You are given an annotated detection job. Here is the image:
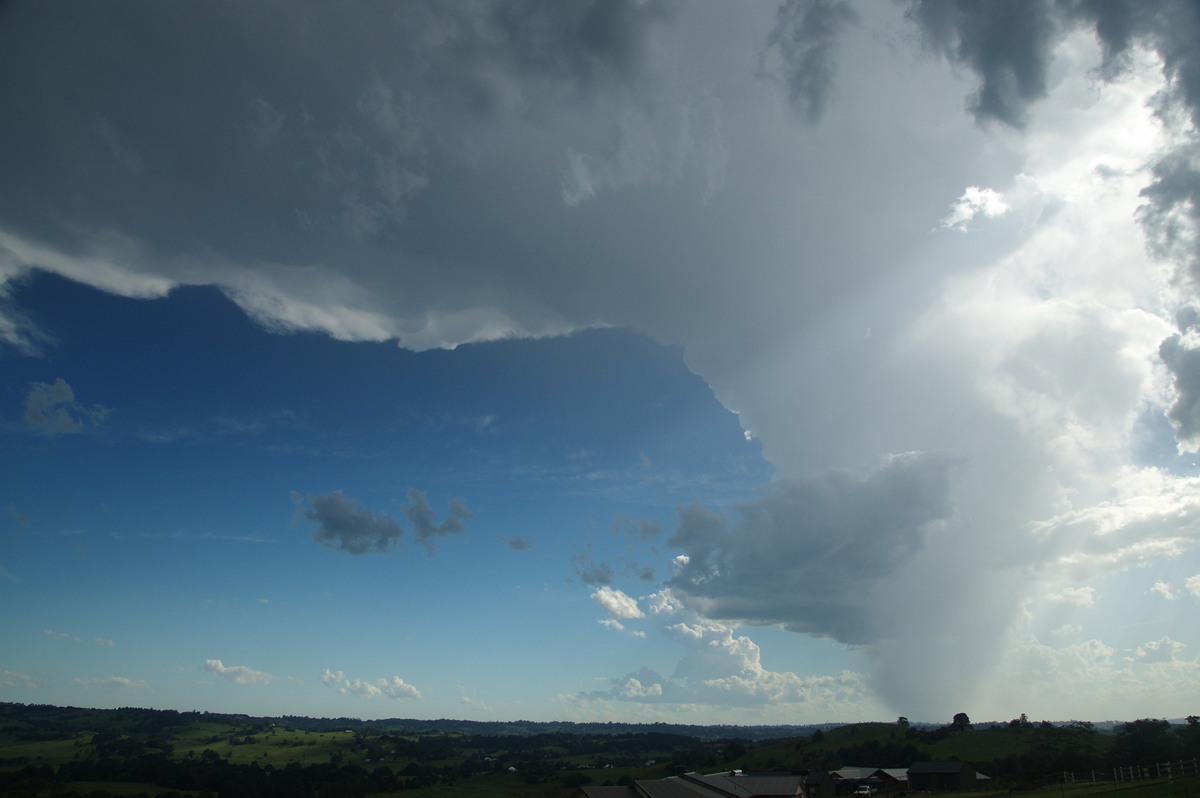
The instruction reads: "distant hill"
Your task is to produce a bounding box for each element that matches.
[1,703,1197,797]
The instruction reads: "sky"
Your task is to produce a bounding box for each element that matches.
[2,0,1200,727]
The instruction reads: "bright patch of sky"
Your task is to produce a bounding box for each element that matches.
[3,0,1200,725]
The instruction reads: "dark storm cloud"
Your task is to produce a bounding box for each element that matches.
[485,0,669,96]
[292,490,405,555]
[0,0,669,258]
[404,489,474,555]
[667,451,961,644]
[760,0,858,123]
[905,0,1062,127]
[1159,320,1200,447]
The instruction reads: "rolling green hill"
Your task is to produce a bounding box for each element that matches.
[1,704,1197,797]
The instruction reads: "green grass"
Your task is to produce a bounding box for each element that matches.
[60,780,184,796]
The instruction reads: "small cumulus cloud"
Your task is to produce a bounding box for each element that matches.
[94,637,115,647]
[937,186,1010,232]
[618,677,663,699]
[499,534,533,551]
[571,592,881,713]
[23,378,109,436]
[43,629,81,643]
[204,658,276,686]
[74,676,150,692]
[599,618,626,632]
[405,489,473,555]
[320,668,421,700]
[293,490,405,555]
[1151,580,1176,600]
[293,488,472,556]
[0,669,37,691]
[591,586,644,619]
[1046,586,1096,608]
[1186,574,1200,598]
[1126,636,1187,664]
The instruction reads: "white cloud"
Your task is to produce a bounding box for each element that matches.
[0,669,37,691]
[598,619,625,632]
[460,695,490,712]
[204,658,276,686]
[937,186,1010,232]
[591,586,643,619]
[618,677,663,699]
[1187,574,1200,598]
[569,589,885,719]
[74,676,150,692]
[43,629,81,642]
[320,668,421,700]
[1126,636,1187,664]
[1151,580,1176,600]
[1046,587,1096,608]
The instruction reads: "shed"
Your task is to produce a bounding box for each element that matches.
[802,770,835,798]
[907,761,975,792]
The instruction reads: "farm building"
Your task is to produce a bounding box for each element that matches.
[907,761,976,791]
[574,770,804,797]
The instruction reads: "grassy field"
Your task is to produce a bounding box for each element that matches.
[2,705,1194,798]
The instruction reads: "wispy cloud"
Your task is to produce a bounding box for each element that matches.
[74,676,150,692]
[498,534,533,551]
[23,378,109,436]
[0,669,37,691]
[204,658,276,686]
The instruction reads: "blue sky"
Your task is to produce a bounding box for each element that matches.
[3,0,1200,725]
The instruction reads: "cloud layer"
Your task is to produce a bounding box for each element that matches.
[3,0,1200,721]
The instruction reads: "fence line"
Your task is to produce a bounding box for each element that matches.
[1064,758,1200,784]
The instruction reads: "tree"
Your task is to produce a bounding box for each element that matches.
[1112,718,1178,765]
[952,712,972,731]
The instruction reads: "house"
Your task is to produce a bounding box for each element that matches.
[907,761,975,791]
[833,766,898,792]
[801,770,834,798]
[574,770,803,798]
